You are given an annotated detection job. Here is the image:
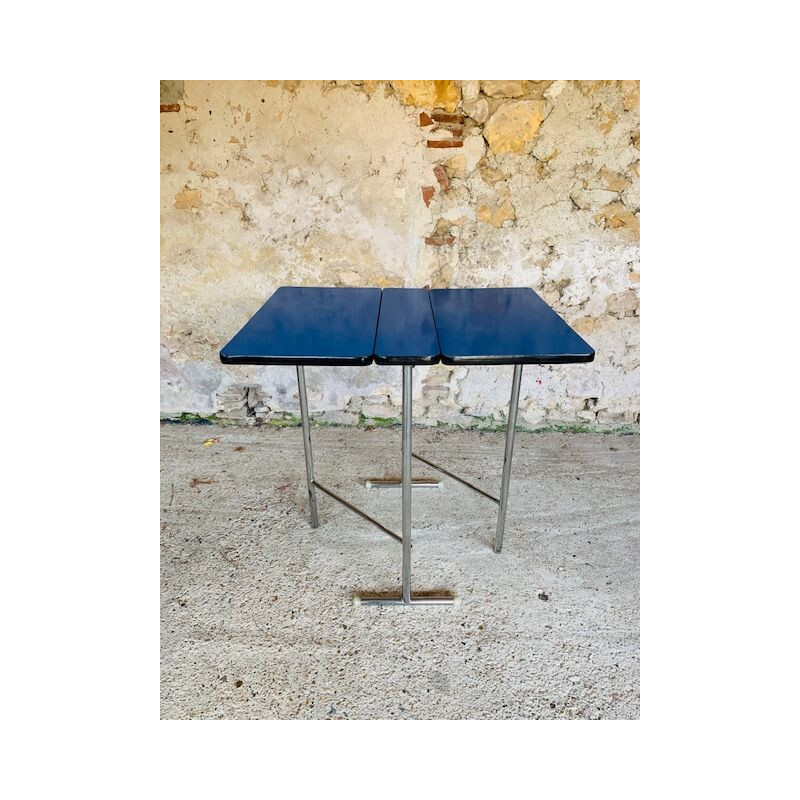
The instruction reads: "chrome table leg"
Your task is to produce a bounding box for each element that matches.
[494,364,523,553]
[401,365,412,603]
[296,365,319,528]
[356,365,455,608]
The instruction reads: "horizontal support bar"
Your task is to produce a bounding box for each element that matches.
[355,593,457,607]
[313,481,403,544]
[411,452,499,504]
[365,477,442,490]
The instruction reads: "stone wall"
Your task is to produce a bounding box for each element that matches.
[160,80,639,430]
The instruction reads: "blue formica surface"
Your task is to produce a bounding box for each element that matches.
[220,286,593,367]
[374,288,441,365]
[429,287,594,365]
[220,286,382,366]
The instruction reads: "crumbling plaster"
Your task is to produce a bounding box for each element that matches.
[160,80,639,429]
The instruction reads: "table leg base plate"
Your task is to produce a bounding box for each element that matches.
[354,592,458,607]
[364,478,442,489]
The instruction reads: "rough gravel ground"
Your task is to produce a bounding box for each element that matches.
[160,423,639,719]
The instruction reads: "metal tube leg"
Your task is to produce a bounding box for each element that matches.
[401,365,413,604]
[296,365,319,528]
[494,364,523,553]
[354,366,455,607]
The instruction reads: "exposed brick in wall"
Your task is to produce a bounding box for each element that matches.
[426,139,464,148]
[433,165,450,191]
[424,234,456,247]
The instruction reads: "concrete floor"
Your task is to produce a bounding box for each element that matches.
[160,423,639,719]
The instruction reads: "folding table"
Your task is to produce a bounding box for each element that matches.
[220,286,594,607]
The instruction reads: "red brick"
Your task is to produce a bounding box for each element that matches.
[421,186,435,207]
[427,139,463,148]
[431,112,466,124]
[419,111,434,126]
[433,165,450,191]
[425,234,456,246]
[442,125,465,138]
[160,103,180,113]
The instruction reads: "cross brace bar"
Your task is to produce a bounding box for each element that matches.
[312,480,403,545]
[411,452,499,504]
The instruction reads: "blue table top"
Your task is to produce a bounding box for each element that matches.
[220,287,594,367]
[374,288,439,365]
[220,287,381,366]
[430,288,594,365]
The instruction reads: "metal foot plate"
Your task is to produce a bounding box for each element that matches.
[354,592,457,607]
[364,478,442,489]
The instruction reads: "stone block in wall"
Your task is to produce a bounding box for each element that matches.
[483,100,550,154]
[418,404,474,428]
[462,97,489,123]
[314,410,360,426]
[216,385,250,417]
[361,401,400,420]
[518,405,545,428]
[605,289,639,317]
[390,81,461,112]
[481,81,528,98]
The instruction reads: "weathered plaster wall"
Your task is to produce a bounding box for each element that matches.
[160,80,639,429]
